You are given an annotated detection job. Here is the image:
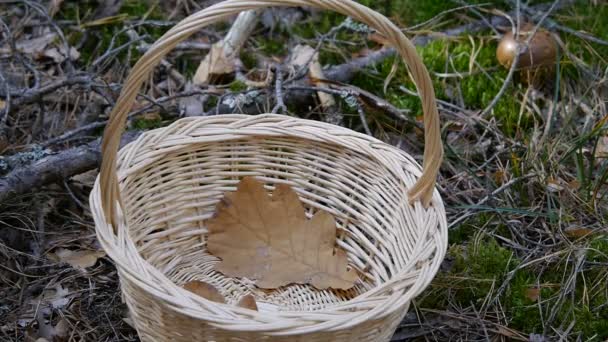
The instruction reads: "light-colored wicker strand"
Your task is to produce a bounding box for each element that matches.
[99,0,443,227]
[90,113,448,339]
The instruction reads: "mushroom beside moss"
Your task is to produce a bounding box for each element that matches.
[496,23,559,87]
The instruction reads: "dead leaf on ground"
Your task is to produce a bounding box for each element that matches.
[236,294,258,311]
[546,177,564,193]
[287,45,335,110]
[207,177,358,290]
[12,33,57,56]
[564,227,594,239]
[596,136,608,159]
[525,287,540,302]
[43,46,80,64]
[39,285,71,310]
[25,315,69,342]
[567,179,580,191]
[183,280,225,303]
[193,44,236,85]
[17,285,71,328]
[6,32,79,63]
[71,170,98,186]
[48,248,106,270]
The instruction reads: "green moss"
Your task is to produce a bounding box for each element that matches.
[350,36,525,136]
[459,238,516,278]
[240,50,258,70]
[131,115,163,130]
[228,80,248,92]
[506,271,544,332]
[574,306,608,339]
[58,0,167,66]
[291,12,341,39]
[120,0,162,17]
[256,36,287,56]
[448,213,494,244]
[291,13,377,66]
[176,59,200,78]
[419,228,608,339]
[588,235,608,262]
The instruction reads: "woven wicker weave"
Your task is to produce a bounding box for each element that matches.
[90,1,448,341]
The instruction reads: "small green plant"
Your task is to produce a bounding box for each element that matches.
[588,235,608,262]
[131,115,163,130]
[228,80,248,92]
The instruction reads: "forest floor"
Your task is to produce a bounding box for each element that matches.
[1,0,607,341]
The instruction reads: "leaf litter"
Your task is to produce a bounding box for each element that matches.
[48,248,106,270]
[182,280,258,311]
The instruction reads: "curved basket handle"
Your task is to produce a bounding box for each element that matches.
[100,0,443,227]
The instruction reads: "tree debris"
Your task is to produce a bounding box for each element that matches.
[193,10,260,85]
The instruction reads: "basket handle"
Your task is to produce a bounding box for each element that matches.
[100,0,443,226]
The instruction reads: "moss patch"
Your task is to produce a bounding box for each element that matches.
[350,36,526,136]
[419,233,608,339]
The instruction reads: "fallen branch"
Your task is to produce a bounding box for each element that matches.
[0,131,140,203]
[1,75,94,113]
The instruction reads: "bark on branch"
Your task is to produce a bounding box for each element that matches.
[0,132,139,203]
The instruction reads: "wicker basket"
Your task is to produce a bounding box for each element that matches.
[90,0,448,341]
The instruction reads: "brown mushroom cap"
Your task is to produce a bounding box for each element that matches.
[497,26,558,69]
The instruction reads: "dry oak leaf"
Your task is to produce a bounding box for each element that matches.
[183,281,259,311]
[183,281,226,304]
[236,294,258,311]
[49,248,106,269]
[207,177,358,290]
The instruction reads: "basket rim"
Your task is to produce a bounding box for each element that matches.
[90,114,448,333]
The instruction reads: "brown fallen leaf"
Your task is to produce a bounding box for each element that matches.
[525,287,540,302]
[8,32,79,63]
[43,46,80,63]
[596,135,608,159]
[287,45,335,110]
[183,281,225,304]
[193,43,236,85]
[207,177,358,290]
[236,294,258,311]
[25,315,68,342]
[49,248,105,270]
[564,227,594,239]
[546,177,564,193]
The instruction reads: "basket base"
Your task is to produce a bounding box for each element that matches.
[123,272,407,342]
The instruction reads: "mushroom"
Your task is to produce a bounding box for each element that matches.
[496,23,558,86]
[497,24,558,69]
